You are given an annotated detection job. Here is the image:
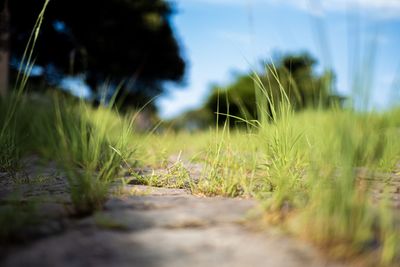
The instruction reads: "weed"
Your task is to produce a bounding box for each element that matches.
[134,160,192,189]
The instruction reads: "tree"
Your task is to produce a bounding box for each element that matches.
[8,0,185,106]
[205,53,343,126]
[0,0,9,97]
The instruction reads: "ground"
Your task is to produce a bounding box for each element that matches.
[0,156,346,267]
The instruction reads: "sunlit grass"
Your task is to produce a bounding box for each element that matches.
[3,84,397,264]
[136,99,400,265]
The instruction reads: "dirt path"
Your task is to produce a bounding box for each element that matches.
[1,156,347,267]
[2,156,400,267]
[2,184,344,267]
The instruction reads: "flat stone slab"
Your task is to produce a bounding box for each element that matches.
[2,185,343,267]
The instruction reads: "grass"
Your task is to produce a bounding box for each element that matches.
[8,93,136,215]
[4,90,398,265]
[1,0,134,215]
[37,95,135,214]
[131,74,400,265]
[0,80,398,265]
[0,0,50,241]
[135,160,192,189]
[0,0,138,241]
[1,55,398,267]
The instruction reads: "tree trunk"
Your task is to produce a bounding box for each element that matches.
[0,0,10,97]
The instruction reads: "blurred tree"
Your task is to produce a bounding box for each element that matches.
[167,107,213,132]
[0,0,9,97]
[8,0,185,107]
[206,52,343,126]
[206,76,257,126]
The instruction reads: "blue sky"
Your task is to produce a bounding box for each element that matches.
[157,0,400,118]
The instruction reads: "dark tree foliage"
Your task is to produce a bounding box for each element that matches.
[206,53,344,126]
[9,0,185,107]
[0,0,10,96]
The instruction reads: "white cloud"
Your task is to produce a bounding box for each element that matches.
[177,0,400,19]
[175,0,258,6]
[284,0,400,18]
